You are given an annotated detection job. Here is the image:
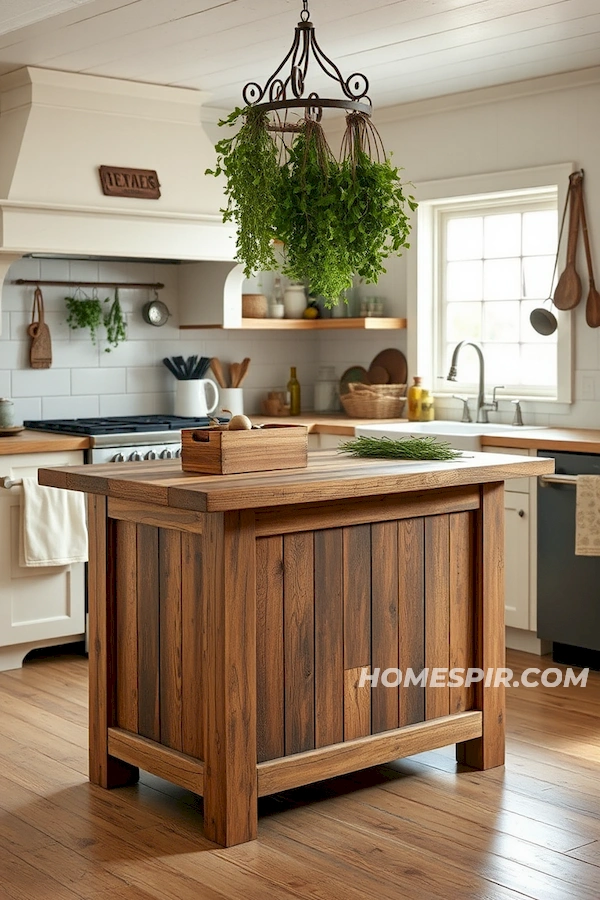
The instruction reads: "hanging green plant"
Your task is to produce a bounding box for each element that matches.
[206,106,281,278]
[65,290,104,345]
[103,288,127,352]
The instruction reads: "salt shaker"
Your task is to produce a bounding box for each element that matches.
[0,398,15,428]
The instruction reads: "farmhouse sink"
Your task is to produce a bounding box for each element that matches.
[355,420,547,452]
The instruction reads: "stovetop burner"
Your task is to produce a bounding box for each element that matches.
[24,415,223,437]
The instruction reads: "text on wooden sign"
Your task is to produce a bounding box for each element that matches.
[99,166,161,199]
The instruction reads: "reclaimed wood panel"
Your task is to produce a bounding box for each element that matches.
[108,728,204,795]
[284,531,315,755]
[108,497,204,533]
[88,497,138,789]
[425,516,451,721]
[344,666,371,740]
[137,524,160,743]
[256,536,285,762]
[159,528,183,752]
[343,524,371,670]
[181,532,204,760]
[203,509,258,846]
[115,519,138,734]
[457,483,505,770]
[449,512,475,714]
[398,518,425,727]
[314,528,344,749]
[371,520,400,733]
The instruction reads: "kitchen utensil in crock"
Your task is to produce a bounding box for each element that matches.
[237,357,251,387]
[529,181,572,336]
[210,357,227,388]
[579,178,600,328]
[553,172,583,310]
[28,287,52,369]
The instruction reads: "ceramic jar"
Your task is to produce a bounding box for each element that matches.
[0,398,14,428]
[283,283,307,319]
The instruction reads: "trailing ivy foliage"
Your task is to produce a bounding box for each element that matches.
[206,106,281,278]
[206,107,417,304]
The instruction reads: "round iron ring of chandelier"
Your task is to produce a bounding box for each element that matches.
[242,0,372,124]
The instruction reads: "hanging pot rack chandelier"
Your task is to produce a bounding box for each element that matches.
[242,0,372,128]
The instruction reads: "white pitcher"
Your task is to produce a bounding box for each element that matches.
[175,379,219,418]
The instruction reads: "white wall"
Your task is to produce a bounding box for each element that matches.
[0,257,318,422]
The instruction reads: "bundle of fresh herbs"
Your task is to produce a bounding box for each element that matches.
[65,287,127,351]
[205,107,416,304]
[339,435,462,461]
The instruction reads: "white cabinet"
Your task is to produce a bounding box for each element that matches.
[504,490,530,630]
[308,433,349,451]
[0,451,86,671]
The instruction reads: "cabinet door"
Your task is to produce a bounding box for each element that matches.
[0,452,85,650]
[504,491,530,630]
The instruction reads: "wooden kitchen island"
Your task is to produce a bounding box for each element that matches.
[40,449,552,847]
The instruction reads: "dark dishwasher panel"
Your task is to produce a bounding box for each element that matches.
[538,450,600,653]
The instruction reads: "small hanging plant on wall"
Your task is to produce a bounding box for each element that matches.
[65,287,127,351]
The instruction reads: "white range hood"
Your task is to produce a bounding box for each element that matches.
[0,66,245,328]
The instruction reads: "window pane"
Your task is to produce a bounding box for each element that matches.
[446,302,482,342]
[447,217,483,260]
[483,258,521,300]
[447,261,482,301]
[483,301,520,342]
[520,343,557,386]
[523,255,554,300]
[522,210,558,255]
[445,343,480,384]
[521,300,558,343]
[483,343,520,384]
[484,214,521,258]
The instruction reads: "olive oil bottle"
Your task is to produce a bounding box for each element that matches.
[287,366,301,416]
[407,376,423,421]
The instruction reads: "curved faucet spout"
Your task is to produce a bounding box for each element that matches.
[446,341,487,423]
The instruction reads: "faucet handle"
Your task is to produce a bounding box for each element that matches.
[491,385,505,406]
[452,395,472,423]
[511,399,524,427]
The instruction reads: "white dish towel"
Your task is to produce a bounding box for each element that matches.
[20,477,88,567]
[575,475,600,556]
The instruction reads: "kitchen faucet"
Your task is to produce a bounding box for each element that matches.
[446,341,503,424]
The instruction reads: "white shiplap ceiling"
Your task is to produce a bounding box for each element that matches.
[0,0,599,110]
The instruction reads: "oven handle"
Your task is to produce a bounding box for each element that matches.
[539,474,577,487]
[1,476,22,489]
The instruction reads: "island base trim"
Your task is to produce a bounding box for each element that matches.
[107,727,204,795]
[257,711,482,796]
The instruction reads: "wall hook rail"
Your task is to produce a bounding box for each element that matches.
[13,279,164,290]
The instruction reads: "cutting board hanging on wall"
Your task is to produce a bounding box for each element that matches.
[28,287,52,369]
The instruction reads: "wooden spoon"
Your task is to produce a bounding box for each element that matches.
[229,362,241,388]
[580,182,600,328]
[237,357,251,386]
[210,357,227,388]
[553,174,582,311]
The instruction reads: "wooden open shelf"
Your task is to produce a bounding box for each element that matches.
[180,317,407,331]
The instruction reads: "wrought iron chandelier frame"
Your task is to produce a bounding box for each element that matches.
[242,0,372,123]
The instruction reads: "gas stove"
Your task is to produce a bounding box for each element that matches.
[24,415,227,463]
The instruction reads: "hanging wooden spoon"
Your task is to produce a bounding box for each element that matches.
[580,181,600,327]
[553,173,582,311]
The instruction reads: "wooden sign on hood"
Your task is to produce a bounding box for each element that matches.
[99,166,161,199]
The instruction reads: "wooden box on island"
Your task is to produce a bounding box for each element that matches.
[181,423,308,475]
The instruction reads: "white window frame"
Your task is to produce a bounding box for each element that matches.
[407,164,574,404]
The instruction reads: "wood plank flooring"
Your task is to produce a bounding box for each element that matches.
[0,649,599,899]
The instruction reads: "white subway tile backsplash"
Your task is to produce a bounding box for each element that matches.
[99,393,158,416]
[0,312,9,339]
[42,394,100,419]
[12,397,42,422]
[126,366,170,394]
[72,367,127,395]
[12,369,71,397]
[0,370,10,397]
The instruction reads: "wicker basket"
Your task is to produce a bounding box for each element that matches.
[241,293,268,318]
[341,382,406,419]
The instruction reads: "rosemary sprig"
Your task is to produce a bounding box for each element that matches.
[339,435,462,461]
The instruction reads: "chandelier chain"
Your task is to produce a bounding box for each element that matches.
[301,1,309,22]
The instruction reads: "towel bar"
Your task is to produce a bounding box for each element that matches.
[539,474,577,487]
[2,477,22,489]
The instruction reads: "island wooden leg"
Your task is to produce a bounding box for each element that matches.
[456,482,505,770]
[202,510,258,847]
[87,496,139,788]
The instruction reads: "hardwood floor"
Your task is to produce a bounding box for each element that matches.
[0,649,599,899]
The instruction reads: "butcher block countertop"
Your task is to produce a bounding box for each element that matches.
[0,429,90,455]
[251,413,407,434]
[481,428,600,453]
[39,450,553,513]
